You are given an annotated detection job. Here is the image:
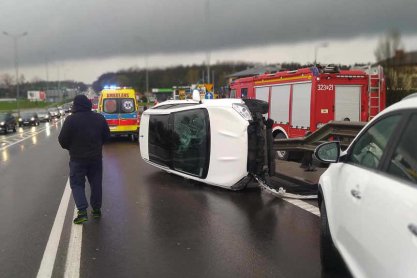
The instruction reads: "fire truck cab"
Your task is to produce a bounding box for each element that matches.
[230,65,386,158]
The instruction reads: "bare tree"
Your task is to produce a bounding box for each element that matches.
[0,73,14,88]
[31,76,43,83]
[374,29,403,62]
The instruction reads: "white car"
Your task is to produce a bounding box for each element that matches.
[139,98,268,190]
[314,93,417,277]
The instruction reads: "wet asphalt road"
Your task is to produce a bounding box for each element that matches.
[0,118,350,278]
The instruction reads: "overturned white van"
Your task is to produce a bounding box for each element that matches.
[139,98,269,190]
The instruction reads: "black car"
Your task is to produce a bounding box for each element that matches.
[37,110,52,122]
[18,112,40,126]
[0,112,17,134]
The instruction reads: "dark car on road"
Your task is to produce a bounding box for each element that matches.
[18,112,40,126]
[37,110,52,122]
[0,112,17,134]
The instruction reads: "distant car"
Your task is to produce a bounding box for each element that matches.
[37,110,52,122]
[18,112,40,126]
[62,103,72,113]
[0,112,17,134]
[315,93,417,277]
[58,106,65,116]
[139,98,268,190]
[47,108,61,119]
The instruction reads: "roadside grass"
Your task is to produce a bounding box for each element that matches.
[0,100,70,112]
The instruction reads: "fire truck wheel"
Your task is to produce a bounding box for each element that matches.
[274,132,289,160]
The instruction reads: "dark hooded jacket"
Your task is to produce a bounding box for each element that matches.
[58,95,110,160]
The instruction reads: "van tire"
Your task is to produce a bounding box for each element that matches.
[274,132,289,160]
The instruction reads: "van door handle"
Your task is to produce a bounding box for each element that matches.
[350,189,361,199]
[408,224,417,236]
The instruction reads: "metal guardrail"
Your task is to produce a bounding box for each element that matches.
[273,121,366,152]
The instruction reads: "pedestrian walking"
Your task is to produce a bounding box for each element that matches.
[58,95,110,224]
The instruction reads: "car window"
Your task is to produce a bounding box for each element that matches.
[103,99,118,114]
[121,98,135,113]
[348,114,401,169]
[386,113,417,185]
[241,88,248,98]
[172,109,209,178]
[230,89,236,98]
[148,114,171,167]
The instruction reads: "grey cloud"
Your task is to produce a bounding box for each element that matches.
[0,0,416,69]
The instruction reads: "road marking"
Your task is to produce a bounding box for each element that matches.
[0,127,48,151]
[37,179,72,278]
[64,207,82,278]
[282,198,320,217]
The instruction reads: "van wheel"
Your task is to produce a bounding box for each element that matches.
[130,134,138,142]
[320,201,343,271]
[274,132,289,160]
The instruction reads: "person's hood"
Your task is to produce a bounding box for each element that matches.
[72,95,92,113]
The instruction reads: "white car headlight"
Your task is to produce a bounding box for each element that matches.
[46,115,49,118]
[31,117,35,121]
[19,118,22,121]
[0,121,4,125]
[232,103,253,121]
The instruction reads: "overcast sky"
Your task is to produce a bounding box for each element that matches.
[0,0,417,83]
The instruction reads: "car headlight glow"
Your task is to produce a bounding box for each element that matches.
[232,103,253,121]
[31,117,35,121]
[19,118,22,121]
[46,115,49,118]
[0,121,4,125]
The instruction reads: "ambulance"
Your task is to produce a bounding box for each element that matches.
[98,87,140,140]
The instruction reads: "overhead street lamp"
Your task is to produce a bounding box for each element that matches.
[136,36,149,94]
[205,0,211,84]
[314,42,328,65]
[2,31,28,113]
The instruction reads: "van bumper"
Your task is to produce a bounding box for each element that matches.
[109,125,139,136]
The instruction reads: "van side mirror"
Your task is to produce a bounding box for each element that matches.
[314,141,341,163]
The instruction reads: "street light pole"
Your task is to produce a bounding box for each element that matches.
[205,0,211,84]
[3,31,27,113]
[314,42,328,65]
[136,36,149,94]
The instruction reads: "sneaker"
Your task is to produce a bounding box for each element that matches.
[73,210,88,224]
[92,209,101,219]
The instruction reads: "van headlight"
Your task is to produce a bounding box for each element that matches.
[232,103,253,121]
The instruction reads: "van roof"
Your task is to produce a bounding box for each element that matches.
[101,88,136,96]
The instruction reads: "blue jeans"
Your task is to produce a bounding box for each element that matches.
[69,159,103,211]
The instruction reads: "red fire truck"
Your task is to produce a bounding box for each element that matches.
[229,65,385,158]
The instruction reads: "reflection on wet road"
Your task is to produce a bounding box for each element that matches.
[0,121,351,278]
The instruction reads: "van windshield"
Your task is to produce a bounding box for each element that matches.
[103,98,136,114]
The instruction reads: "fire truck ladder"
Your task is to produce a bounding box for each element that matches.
[367,65,383,121]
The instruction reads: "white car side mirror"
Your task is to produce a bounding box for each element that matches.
[314,141,341,163]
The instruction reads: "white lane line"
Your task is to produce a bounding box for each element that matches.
[64,207,82,278]
[37,179,72,278]
[0,127,48,151]
[282,198,320,217]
